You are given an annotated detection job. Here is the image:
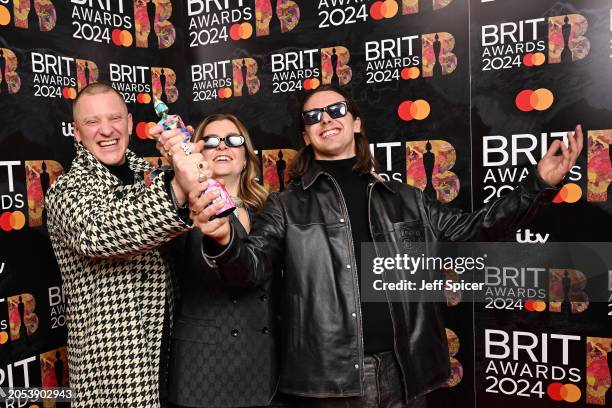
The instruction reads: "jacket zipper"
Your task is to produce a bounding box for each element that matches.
[367,181,410,402]
[325,173,365,395]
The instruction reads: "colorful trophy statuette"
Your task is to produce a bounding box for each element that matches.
[153,96,186,131]
[153,96,236,218]
[206,179,236,219]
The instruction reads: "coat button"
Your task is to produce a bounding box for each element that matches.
[354,364,359,369]
[231,329,239,337]
[231,298,238,304]
[260,294,268,301]
[346,265,351,269]
[261,327,269,334]
[115,191,125,199]
[340,218,345,223]
[351,313,356,317]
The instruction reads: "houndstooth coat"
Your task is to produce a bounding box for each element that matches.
[46,143,192,407]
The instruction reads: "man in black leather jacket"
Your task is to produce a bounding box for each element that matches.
[188,85,583,407]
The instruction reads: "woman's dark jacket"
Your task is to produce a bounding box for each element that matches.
[168,211,279,407]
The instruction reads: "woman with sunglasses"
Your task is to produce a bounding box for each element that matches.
[154,114,282,408]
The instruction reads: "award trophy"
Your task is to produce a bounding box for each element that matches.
[153,96,235,218]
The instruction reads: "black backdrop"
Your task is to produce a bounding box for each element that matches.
[1,0,612,406]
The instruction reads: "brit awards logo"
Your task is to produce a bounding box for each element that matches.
[191,57,260,102]
[187,0,300,47]
[480,13,590,71]
[365,32,458,84]
[481,130,582,204]
[109,63,179,105]
[481,127,612,205]
[0,0,56,30]
[69,0,176,48]
[483,330,612,405]
[270,45,352,94]
[30,52,98,99]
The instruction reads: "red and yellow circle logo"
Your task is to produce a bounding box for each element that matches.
[401,67,420,80]
[553,183,582,204]
[62,87,77,99]
[398,100,431,121]
[370,0,399,20]
[112,29,133,47]
[229,23,253,41]
[0,211,26,232]
[524,300,547,312]
[0,5,11,26]
[547,382,581,403]
[217,87,233,99]
[136,93,152,104]
[303,78,320,90]
[515,88,554,112]
[523,53,546,67]
[135,122,157,140]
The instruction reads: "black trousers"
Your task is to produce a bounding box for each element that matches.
[166,352,426,408]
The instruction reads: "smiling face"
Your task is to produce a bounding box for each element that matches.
[73,91,132,166]
[201,119,247,180]
[302,90,361,161]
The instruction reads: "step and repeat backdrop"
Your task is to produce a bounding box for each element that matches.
[1,0,612,406]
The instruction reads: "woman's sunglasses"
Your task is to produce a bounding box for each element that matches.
[202,134,245,149]
[302,101,349,125]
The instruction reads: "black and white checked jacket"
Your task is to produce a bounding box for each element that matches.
[46,144,191,407]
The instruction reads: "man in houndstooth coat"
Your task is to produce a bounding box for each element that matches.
[46,83,206,407]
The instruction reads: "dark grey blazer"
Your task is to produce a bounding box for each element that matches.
[167,211,279,407]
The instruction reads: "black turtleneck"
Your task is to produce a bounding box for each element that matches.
[315,157,394,354]
[103,160,134,186]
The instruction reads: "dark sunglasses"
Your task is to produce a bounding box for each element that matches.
[202,134,245,149]
[302,101,349,125]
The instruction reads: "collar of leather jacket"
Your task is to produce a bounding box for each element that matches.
[299,160,395,194]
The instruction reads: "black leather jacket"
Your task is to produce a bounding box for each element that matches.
[207,164,557,402]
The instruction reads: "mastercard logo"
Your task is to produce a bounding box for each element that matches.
[111,29,133,47]
[398,99,430,121]
[370,0,399,20]
[136,93,151,104]
[524,300,546,312]
[547,382,581,403]
[62,87,77,99]
[303,78,320,90]
[523,53,546,67]
[0,211,26,232]
[229,23,253,41]
[135,121,157,140]
[515,88,554,112]
[0,5,11,26]
[553,183,582,204]
[218,87,233,99]
[401,67,420,80]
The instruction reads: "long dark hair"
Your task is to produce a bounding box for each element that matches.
[289,85,377,179]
